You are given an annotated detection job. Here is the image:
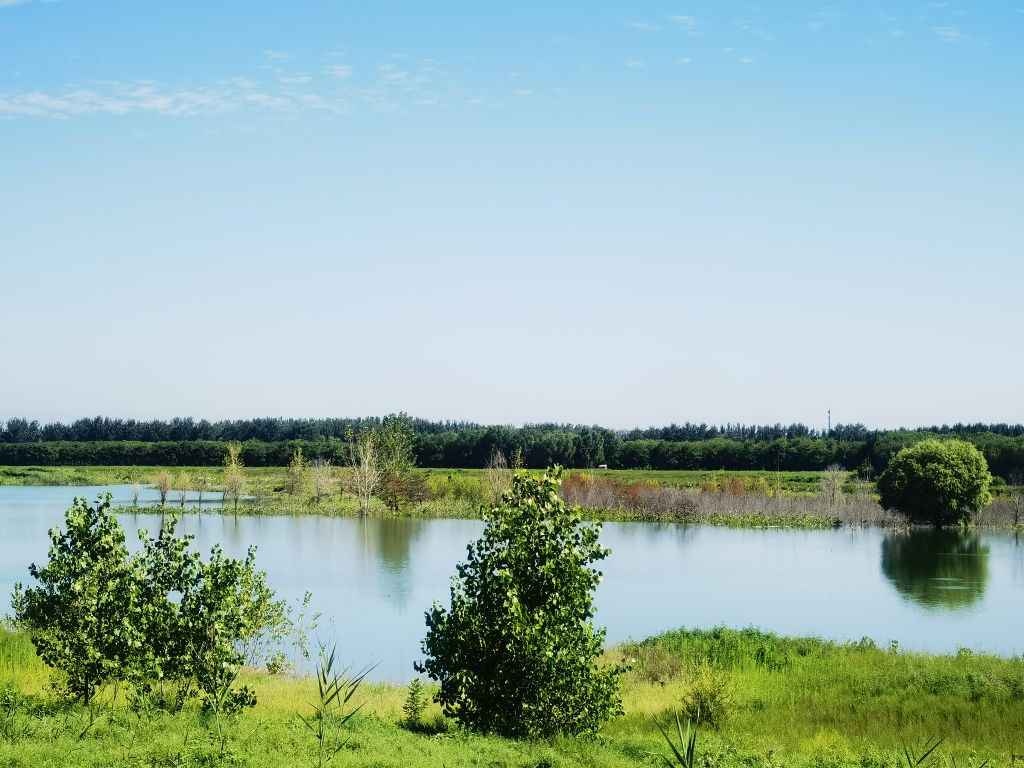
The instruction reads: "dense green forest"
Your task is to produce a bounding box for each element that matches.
[2,417,1023,477]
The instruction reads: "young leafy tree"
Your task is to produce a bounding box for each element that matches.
[417,467,625,738]
[153,470,173,507]
[818,464,848,508]
[222,441,246,512]
[14,496,290,711]
[878,439,993,526]
[12,494,145,704]
[176,543,285,708]
[346,427,382,515]
[310,459,335,504]
[286,446,307,497]
[176,471,194,508]
[379,413,416,511]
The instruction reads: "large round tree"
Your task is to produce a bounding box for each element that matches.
[877,438,992,526]
[416,468,624,738]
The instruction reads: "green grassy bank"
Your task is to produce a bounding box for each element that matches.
[1,626,1022,767]
[3,465,1020,529]
[0,465,829,494]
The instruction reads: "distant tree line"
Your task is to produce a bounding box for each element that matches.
[1,417,1022,478]
[3,416,1023,445]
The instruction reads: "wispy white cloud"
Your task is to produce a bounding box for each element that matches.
[0,0,31,7]
[378,63,407,81]
[624,59,646,68]
[933,26,962,42]
[0,57,469,120]
[263,50,291,62]
[626,21,659,31]
[740,56,755,65]
[809,8,839,32]
[322,64,352,79]
[669,15,707,36]
[678,57,692,65]
[735,19,774,42]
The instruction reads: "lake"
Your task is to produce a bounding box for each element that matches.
[1,485,1022,680]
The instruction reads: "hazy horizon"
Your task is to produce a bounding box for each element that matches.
[3,2,1021,428]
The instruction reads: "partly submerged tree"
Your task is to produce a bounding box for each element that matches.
[417,467,624,738]
[222,441,247,513]
[153,470,173,507]
[877,439,992,526]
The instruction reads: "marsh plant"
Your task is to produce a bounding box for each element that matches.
[298,644,371,768]
[899,736,945,768]
[655,710,700,768]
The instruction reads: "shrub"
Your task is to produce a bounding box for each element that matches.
[680,663,734,729]
[417,468,625,738]
[13,494,288,709]
[878,439,992,526]
[11,495,142,704]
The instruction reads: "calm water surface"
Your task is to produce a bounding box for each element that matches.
[2,485,1022,680]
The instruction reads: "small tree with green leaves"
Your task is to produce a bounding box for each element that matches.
[223,442,247,512]
[417,467,625,738]
[310,459,335,504]
[14,496,290,711]
[153,470,173,507]
[878,439,993,526]
[346,428,382,515]
[287,446,308,497]
[12,495,145,704]
[818,464,847,508]
[176,471,194,508]
[379,413,416,511]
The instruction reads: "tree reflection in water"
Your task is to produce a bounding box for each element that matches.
[880,528,989,609]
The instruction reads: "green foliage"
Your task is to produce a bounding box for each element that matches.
[12,494,289,709]
[655,711,700,768]
[223,441,247,512]
[402,678,426,727]
[379,414,416,511]
[680,664,734,729]
[11,495,143,704]
[1,623,1023,766]
[299,644,369,768]
[417,467,625,739]
[287,447,308,496]
[878,439,993,525]
[899,736,944,768]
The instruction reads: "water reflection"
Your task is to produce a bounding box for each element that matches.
[357,518,427,609]
[881,529,989,609]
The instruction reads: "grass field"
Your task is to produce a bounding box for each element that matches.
[0,465,831,494]
[1,626,1021,767]
[2,465,1020,529]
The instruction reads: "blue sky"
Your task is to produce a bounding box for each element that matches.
[1,1,1021,429]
